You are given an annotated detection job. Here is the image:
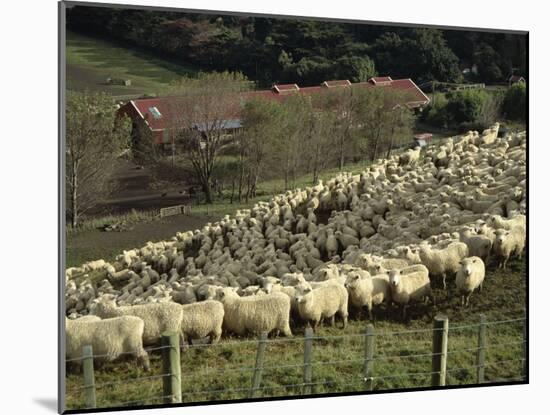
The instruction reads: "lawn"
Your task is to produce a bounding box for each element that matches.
[66,31,197,96]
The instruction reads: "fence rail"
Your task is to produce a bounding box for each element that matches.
[65,313,527,409]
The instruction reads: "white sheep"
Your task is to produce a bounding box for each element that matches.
[419,242,469,289]
[388,265,433,319]
[65,316,149,371]
[295,283,348,329]
[493,227,526,269]
[344,269,390,319]
[455,257,485,306]
[91,295,183,345]
[217,287,292,337]
[180,300,224,344]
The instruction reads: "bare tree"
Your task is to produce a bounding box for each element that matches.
[240,98,286,201]
[166,72,251,204]
[66,91,131,227]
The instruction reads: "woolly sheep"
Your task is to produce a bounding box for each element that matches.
[419,242,469,289]
[91,295,183,345]
[344,269,390,319]
[493,227,526,269]
[217,287,292,337]
[295,283,348,329]
[388,265,433,319]
[65,316,149,371]
[455,257,485,306]
[180,300,224,345]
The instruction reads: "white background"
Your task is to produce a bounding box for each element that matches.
[0,0,544,413]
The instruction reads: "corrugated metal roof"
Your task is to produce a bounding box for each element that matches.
[125,77,429,133]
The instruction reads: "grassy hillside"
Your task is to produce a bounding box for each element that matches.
[65,257,526,410]
[66,31,197,96]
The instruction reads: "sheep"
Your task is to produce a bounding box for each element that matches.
[295,283,348,329]
[419,242,469,289]
[217,287,292,337]
[489,214,526,231]
[65,316,149,371]
[344,269,390,319]
[388,265,433,319]
[455,257,485,306]
[180,300,224,345]
[493,227,526,269]
[458,227,492,263]
[90,295,183,345]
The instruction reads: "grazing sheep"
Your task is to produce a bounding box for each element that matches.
[344,269,390,319]
[91,295,183,345]
[455,257,485,306]
[493,227,526,269]
[180,300,224,344]
[217,287,292,337]
[388,265,433,319]
[295,284,348,329]
[419,242,469,289]
[65,316,149,371]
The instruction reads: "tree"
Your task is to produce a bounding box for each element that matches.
[474,43,504,83]
[166,72,251,203]
[503,83,526,122]
[336,55,377,83]
[66,91,131,227]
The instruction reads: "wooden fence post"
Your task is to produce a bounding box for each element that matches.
[162,332,182,404]
[82,345,96,409]
[476,314,487,384]
[431,314,449,387]
[303,327,314,395]
[249,332,268,398]
[364,324,375,391]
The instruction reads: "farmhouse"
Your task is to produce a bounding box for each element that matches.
[119,77,430,146]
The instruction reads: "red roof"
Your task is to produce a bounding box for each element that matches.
[509,75,525,83]
[122,77,429,133]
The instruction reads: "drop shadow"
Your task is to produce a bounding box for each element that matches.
[34,398,58,413]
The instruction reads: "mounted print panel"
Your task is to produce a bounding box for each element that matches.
[59,1,528,413]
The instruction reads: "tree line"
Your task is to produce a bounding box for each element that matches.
[66,6,527,87]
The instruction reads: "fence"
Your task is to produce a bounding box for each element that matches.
[159,204,192,218]
[65,313,526,410]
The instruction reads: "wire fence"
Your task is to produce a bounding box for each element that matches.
[65,312,527,410]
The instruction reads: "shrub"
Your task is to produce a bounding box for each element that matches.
[445,90,487,125]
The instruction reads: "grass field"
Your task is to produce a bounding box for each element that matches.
[65,256,526,410]
[66,31,197,96]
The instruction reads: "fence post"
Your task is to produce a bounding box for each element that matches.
[476,314,487,384]
[82,345,96,409]
[249,332,268,398]
[364,324,375,391]
[162,331,182,404]
[523,308,527,380]
[431,314,449,387]
[303,327,314,395]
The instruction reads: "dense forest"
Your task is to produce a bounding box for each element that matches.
[66,6,527,88]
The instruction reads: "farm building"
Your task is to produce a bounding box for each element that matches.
[508,75,526,86]
[119,77,430,146]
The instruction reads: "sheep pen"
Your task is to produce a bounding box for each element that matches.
[65,125,527,407]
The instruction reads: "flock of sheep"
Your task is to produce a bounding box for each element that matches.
[65,123,526,372]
